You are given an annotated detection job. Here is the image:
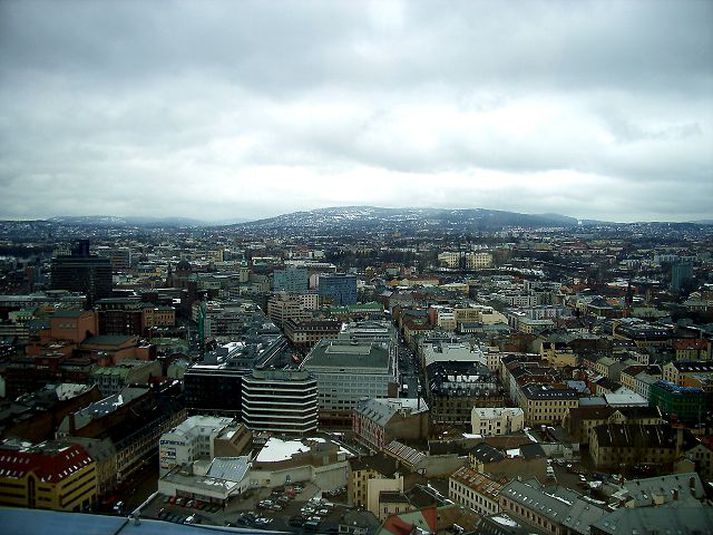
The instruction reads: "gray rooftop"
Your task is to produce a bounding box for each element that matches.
[355,398,428,427]
[302,339,390,370]
[500,479,606,535]
[206,456,251,482]
[621,472,705,506]
[0,507,279,534]
[591,501,713,535]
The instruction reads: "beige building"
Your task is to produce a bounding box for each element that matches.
[266,292,318,327]
[249,437,350,492]
[437,251,461,268]
[449,466,502,517]
[663,361,713,385]
[454,304,507,326]
[347,455,416,520]
[438,251,493,270]
[284,319,341,350]
[540,342,577,368]
[378,491,413,521]
[466,252,493,270]
[431,306,457,331]
[520,384,579,426]
[589,423,688,470]
[562,406,663,448]
[471,407,525,436]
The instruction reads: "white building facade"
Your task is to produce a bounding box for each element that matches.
[471,407,525,436]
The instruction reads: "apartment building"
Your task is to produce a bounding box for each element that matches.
[449,466,502,517]
[0,441,97,512]
[283,318,342,350]
[589,424,693,470]
[471,407,525,436]
[353,397,429,451]
[520,384,579,426]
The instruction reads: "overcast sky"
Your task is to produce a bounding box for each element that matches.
[1,0,712,223]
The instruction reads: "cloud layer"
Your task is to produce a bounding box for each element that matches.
[1,0,711,222]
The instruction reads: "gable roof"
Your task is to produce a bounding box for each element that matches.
[0,441,93,483]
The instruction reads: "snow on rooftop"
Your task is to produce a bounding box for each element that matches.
[256,437,310,463]
[524,428,539,443]
[338,447,354,458]
[492,515,519,527]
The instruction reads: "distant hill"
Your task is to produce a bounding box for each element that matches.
[230,206,585,233]
[47,215,218,227]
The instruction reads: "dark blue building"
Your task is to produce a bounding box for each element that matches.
[318,273,357,306]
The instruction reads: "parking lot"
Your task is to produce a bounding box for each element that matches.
[137,480,350,531]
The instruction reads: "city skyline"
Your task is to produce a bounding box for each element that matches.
[1,0,712,223]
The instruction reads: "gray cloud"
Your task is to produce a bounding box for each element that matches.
[0,0,711,223]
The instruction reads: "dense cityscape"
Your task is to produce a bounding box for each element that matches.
[0,208,711,534]
[1,0,712,532]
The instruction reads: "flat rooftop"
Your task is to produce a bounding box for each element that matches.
[303,339,390,370]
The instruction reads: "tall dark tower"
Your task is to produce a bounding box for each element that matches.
[50,240,112,307]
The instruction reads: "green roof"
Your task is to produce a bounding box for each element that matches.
[81,335,137,347]
[52,310,86,318]
[326,301,384,313]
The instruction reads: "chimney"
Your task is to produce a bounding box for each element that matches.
[676,427,684,454]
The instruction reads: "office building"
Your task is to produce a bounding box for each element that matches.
[301,339,399,425]
[273,268,309,292]
[318,273,357,306]
[648,381,705,424]
[266,291,318,327]
[50,240,112,306]
[183,366,248,417]
[241,369,319,434]
[671,262,693,293]
[183,336,290,415]
[159,415,249,475]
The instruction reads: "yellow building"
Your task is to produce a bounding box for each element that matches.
[348,456,404,516]
[663,361,713,386]
[539,342,577,368]
[454,305,507,326]
[0,441,97,511]
[521,384,579,426]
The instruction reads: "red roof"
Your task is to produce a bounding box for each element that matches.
[381,506,438,535]
[0,443,93,483]
[674,339,708,351]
